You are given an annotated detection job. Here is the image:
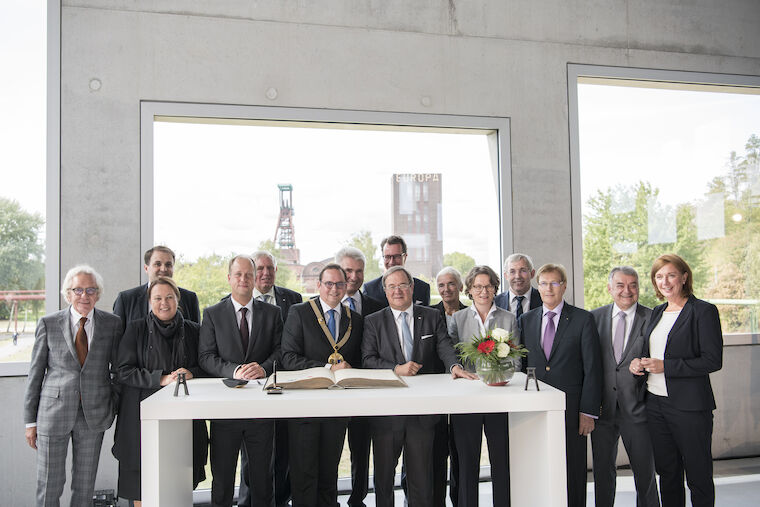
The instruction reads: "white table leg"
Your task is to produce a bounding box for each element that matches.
[141,419,193,507]
[509,409,568,506]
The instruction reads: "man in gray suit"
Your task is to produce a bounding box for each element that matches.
[590,266,659,507]
[362,266,476,507]
[24,265,122,507]
[199,255,282,507]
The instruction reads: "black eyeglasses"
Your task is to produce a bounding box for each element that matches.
[321,281,347,289]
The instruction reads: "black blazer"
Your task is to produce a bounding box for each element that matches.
[520,302,602,417]
[642,295,722,411]
[198,298,282,378]
[281,299,363,370]
[430,300,466,319]
[363,276,431,307]
[360,292,385,318]
[113,283,200,330]
[273,285,303,320]
[362,305,458,374]
[494,287,542,313]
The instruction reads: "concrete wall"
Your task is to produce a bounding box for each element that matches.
[4,1,759,504]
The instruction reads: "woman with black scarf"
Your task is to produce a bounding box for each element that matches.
[113,276,208,505]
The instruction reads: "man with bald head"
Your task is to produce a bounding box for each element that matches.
[199,255,283,507]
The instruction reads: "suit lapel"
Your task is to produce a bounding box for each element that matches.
[529,311,547,367]
[225,299,246,358]
[384,308,405,364]
[59,308,79,364]
[549,304,572,360]
[666,299,692,347]
[602,305,617,364]
[621,304,644,361]
[412,306,424,361]
[248,300,260,357]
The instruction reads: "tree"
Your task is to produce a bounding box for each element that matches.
[346,230,382,281]
[0,198,44,319]
[172,254,231,311]
[443,252,476,278]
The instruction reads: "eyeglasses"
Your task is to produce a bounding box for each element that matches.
[321,281,347,290]
[538,281,564,288]
[471,284,495,293]
[383,254,406,262]
[385,283,412,292]
[69,287,98,296]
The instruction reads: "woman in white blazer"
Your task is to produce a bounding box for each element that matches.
[448,265,518,507]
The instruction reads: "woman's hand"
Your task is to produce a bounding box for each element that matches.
[639,357,664,375]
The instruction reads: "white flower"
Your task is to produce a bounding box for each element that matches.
[496,342,510,358]
[491,328,510,340]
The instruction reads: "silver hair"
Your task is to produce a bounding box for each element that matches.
[60,265,104,301]
[435,266,463,291]
[251,250,277,268]
[382,265,413,287]
[503,253,534,273]
[608,266,639,283]
[334,246,366,266]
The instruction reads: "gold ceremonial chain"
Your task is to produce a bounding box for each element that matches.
[309,299,352,364]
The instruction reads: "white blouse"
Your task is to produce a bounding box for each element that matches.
[646,310,681,397]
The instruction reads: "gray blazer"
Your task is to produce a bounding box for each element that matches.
[590,302,651,423]
[448,305,518,371]
[24,307,121,436]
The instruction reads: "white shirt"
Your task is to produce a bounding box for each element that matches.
[230,296,253,337]
[470,303,498,335]
[508,289,532,315]
[541,301,564,349]
[320,298,343,368]
[253,287,276,305]
[342,292,362,315]
[390,305,414,361]
[611,303,637,351]
[70,306,95,347]
[647,310,680,397]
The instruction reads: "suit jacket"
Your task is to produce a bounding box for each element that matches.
[494,287,542,314]
[273,285,303,320]
[24,307,122,435]
[281,299,363,370]
[360,292,385,318]
[363,276,431,307]
[590,303,651,423]
[430,300,466,319]
[198,298,282,378]
[448,306,518,372]
[642,295,722,411]
[520,302,602,417]
[113,283,200,329]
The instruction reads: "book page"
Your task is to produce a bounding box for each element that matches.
[264,367,336,389]
[333,368,407,388]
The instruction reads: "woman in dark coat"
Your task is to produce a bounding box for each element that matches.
[113,276,208,504]
[630,254,723,507]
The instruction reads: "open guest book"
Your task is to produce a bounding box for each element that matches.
[263,367,408,390]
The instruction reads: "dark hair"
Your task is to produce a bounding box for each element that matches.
[319,263,347,282]
[463,265,500,300]
[380,235,407,254]
[650,254,693,300]
[148,276,181,302]
[144,245,175,265]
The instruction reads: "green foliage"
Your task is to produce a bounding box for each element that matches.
[0,198,45,319]
[443,252,476,278]
[345,230,382,281]
[173,254,231,312]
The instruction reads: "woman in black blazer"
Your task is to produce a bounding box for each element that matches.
[113,277,208,505]
[630,254,722,507]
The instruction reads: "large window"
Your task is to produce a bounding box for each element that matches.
[571,69,760,334]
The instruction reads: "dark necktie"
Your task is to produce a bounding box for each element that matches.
[75,316,88,366]
[543,311,556,360]
[515,295,525,318]
[613,311,626,363]
[239,307,250,354]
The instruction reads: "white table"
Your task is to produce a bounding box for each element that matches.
[141,372,567,506]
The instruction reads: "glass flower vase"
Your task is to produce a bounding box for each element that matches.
[476,357,515,386]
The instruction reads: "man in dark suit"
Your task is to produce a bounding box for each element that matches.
[520,263,602,507]
[237,250,303,507]
[494,253,542,317]
[198,255,282,507]
[281,263,364,507]
[362,266,476,507]
[363,235,431,306]
[590,266,659,507]
[24,265,121,506]
[336,247,385,507]
[113,245,200,329]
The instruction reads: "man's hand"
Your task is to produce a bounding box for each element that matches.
[639,357,664,375]
[173,367,194,380]
[629,358,645,376]
[160,374,173,386]
[331,361,351,371]
[579,414,595,436]
[451,365,478,380]
[394,361,423,376]
[235,362,266,380]
[25,426,37,450]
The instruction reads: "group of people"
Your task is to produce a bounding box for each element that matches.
[23,235,723,507]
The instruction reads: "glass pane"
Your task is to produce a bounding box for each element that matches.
[579,82,760,334]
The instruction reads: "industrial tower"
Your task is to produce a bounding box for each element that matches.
[273,184,301,265]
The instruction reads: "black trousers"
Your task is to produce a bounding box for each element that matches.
[347,416,371,507]
[288,418,347,507]
[564,409,588,507]
[646,394,714,507]
[209,419,273,507]
[451,413,510,507]
[239,419,291,507]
